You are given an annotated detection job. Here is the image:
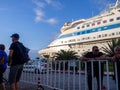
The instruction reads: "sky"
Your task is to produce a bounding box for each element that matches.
[0,0,116,57]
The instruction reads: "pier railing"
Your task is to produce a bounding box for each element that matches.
[4,60,118,90]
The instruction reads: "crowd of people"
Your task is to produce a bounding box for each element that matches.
[0,33,120,90]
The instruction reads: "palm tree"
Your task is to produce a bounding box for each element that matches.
[54,50,78,70]
[55,50,78,60]
[102,39,120,80]
[102,39,120,56]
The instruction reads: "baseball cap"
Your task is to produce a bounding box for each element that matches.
[11,33,20,39]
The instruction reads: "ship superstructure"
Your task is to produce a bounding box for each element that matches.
[39,0,120,58]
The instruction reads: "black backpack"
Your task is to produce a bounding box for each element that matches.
[16,43,30,64]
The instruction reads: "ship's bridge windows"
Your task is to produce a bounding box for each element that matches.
[118,24,120,27]
[86,30,91,33]
[77,32,81,35]
[103,20,107,23]
[103,26,108,30]
[92,29,97,32]
[109,19,114,22]
[81,31,86,34]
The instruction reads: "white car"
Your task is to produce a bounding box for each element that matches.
[23,61,47,73]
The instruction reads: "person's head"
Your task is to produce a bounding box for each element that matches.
[114,46,120,54]
[0,44,5,51]
[11,33,19,42]
[92,46,99,54]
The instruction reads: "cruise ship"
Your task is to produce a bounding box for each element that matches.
[39,0,120,58]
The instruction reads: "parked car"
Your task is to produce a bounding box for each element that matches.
[23,61,47,73]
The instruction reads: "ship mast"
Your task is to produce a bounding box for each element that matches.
[115,0,119,7]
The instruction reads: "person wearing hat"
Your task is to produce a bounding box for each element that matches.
[8,33,27,90]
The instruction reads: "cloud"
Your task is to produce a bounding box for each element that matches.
[46,18,58,24]
[34,8,44,22]
[89,0,112,11]
[32,0,62,24]
[45,0,62,9]
[32,0,45,8]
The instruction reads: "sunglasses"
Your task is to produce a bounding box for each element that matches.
[94,49,99,52]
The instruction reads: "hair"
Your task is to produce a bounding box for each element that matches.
[92,46,98,51]
[0,44,5,50]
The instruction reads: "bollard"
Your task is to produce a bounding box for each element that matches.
[37,77,40,90]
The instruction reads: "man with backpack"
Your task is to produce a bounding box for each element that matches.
[8,33,30,90]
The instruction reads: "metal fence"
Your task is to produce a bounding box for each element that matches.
[4,60,119,90]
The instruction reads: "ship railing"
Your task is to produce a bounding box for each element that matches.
[4,60,118,90]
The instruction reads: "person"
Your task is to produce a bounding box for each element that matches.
[112,46,120,90]
[0,44,8,90]
[8,33,28,90]
[82,46,105,90]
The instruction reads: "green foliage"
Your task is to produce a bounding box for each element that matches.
[55,50,78,60]
[43,54,50,59]
[102,39,120,56]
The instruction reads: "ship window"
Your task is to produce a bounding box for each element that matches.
[82,26,85,28]
[77,32,80,35]
[103,20,107,23]
[82,38,85,40]
[112,33,115,36]
[87,24,90,27]
[105,34,107,37]
[117,17,120,20]
[97,22,101,25]
[86,30,91,33]
[98,35,101,38]
[65,41,67,43]
[77,39,80,41]
[92,29,97,32]
[109,19,114,22]
[77,27,80,29]
[92,23,95,26]
[81,31,85,34]
[103,26,108,30]
[118,24,120,27]
[116,32,119,35]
